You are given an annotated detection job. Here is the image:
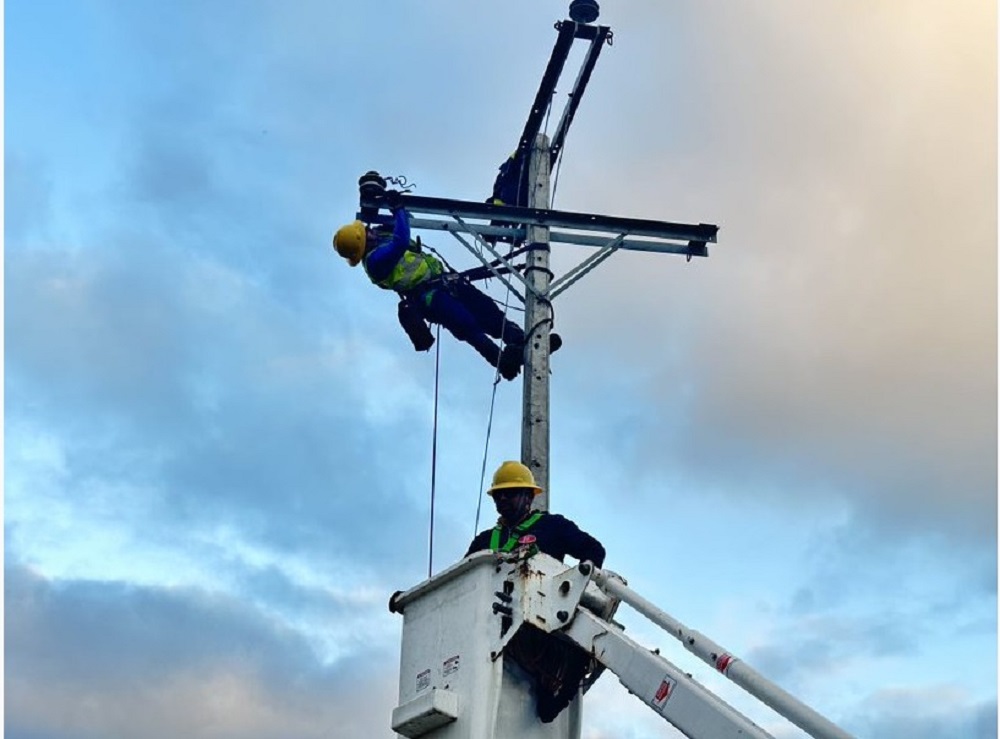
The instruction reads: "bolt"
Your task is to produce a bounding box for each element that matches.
[578,562,592,576]
[557,610,570,622]
[559,581,571,595]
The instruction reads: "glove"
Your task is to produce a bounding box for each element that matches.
[383,189,403,210]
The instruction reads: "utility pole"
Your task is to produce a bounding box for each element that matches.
[522,133,553,510]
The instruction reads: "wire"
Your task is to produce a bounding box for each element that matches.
[550,145,566,207]
[428,323,442,578]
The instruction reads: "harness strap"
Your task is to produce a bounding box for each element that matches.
[490,512,544,552]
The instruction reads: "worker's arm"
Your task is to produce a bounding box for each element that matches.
[465,530,492,557]
[547,514,606,568]
[364,207,412,281]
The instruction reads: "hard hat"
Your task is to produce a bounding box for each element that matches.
[333,221,367,266]
[487,460,542,497]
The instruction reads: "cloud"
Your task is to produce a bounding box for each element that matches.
[5,563,401,739]
[848,686,997,739]
[547,0,997,544]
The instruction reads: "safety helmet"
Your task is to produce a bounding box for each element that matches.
[333,221,367,266]
[487,460,542,497]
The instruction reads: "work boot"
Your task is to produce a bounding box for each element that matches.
[498,343,523,381]
[549,333,563,354]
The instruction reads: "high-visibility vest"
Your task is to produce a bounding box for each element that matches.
[364,244,443,293]
[490,512,544,553]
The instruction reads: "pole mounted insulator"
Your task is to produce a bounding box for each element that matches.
[569,0,600,23]
[358,170,387,222]
[358,170,386,198]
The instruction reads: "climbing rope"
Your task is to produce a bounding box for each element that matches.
[427,323,442,578]
[473,247,519,536]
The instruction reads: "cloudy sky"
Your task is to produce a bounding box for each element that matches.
[5,1,996,738]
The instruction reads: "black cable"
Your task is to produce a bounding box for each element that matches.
[428,323,441,578]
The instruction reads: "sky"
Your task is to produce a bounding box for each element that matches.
[4,1,997,738]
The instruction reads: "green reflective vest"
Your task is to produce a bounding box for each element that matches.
[490,512,544,553]
[364,244,443,293]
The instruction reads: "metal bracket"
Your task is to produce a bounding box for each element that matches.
[521,560,593,634]
[549,232,626,298]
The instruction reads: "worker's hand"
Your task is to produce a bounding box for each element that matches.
[383,189,403,211]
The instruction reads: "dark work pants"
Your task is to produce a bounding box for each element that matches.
[420,280,525,367]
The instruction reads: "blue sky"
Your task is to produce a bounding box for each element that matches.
[4,1,996,738]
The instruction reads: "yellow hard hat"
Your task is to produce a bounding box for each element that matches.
[333,221,367,266]
[487,460,542,496]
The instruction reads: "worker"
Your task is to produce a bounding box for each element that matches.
[333,197,558,380]
[483,150,528,245]
[466,460,605,567]
[466,460,605,723]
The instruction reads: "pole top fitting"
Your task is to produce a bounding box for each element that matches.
[569,0,600,23]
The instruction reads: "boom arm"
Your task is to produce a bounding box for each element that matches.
[565,607,773,738]
[511,553,858,739]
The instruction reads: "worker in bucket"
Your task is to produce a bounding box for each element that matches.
[466,460,606,723]
[333,196,558,381]
[466,460,605,566]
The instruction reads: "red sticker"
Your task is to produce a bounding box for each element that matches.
[518,535,537,545]
[654,681,671,702]
[715,653,734,673]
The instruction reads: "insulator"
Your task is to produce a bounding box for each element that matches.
[569,0,600,24]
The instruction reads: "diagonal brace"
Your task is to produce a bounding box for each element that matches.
[549,232,626,299]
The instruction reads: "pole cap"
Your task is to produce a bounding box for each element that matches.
[569,0,600,23]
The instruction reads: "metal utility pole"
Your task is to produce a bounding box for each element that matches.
[522,134,553,510]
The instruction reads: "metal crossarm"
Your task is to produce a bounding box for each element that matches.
[364,214,711,258]
[359,193,718,245]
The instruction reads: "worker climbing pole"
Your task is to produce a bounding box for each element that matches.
[333,171,534,382]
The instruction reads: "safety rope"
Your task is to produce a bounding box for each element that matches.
[427,323,442,578]
[473,369,502,537]
[473,248,518,536]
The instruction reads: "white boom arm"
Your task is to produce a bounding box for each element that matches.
[564,607,773,738]
[515,553,858,739]
[586,567,857,739]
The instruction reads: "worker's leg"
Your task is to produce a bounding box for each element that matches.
[423,289,502,367]
[451,280,525,346]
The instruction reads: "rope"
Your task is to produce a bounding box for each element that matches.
[427,323,442,578]
[473,372,502,536]
[473,250,518,536]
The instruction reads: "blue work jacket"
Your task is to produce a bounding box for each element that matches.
[363,207,443,293]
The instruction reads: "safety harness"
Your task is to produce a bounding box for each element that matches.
[364,244,443,293]
[490,512,545,553]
